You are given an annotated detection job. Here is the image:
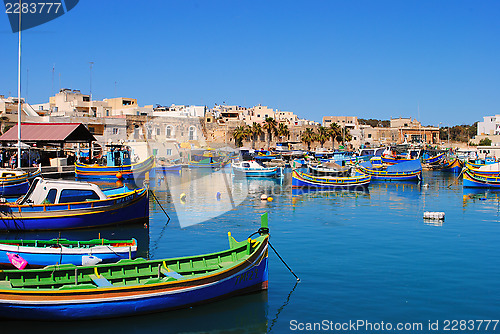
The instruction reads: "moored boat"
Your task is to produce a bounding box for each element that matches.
[422,152,445,165]
[0,167,41,197]
[232,160,281,177]
[462,169,500,188]
[188,150,223,168]
[437,158,463,173]
[381,155,419,165]
[464,161,500,176]
[75,146,154,180]
[292,169,371,189]
[466,157,496,169]
[0,216,270,320]
[0,238,137,268]
[307,162,351,177]
[356,160,422,181]
[0,178,148,231]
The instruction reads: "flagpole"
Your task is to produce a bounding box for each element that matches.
[17,0,22,168]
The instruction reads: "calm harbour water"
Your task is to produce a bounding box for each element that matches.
[3,169,500,333]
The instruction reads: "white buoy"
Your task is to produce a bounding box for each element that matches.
[260,194,268,201]
[423,212,445,220]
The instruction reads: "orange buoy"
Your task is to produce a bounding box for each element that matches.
[116,172,123,179]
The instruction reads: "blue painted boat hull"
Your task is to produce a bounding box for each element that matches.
[75,156,154,180]
[292,170,371,189]
[0,181,29,197]
[0,250,268,320]
[0,190,149,231]
[462,170,500,188]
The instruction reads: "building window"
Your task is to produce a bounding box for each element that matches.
[166,125,172,138]
[368,134,372,138]
[189,126,196,141]
[106,110,110,116]
[156,128,160,136]
[112,128,118,135]
[166,149,172,156]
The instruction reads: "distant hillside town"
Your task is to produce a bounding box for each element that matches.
[0,89,490,161]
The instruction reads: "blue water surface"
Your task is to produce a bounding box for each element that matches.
[3,169,500,333]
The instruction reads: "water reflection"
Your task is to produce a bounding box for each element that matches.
[3,291,268,334]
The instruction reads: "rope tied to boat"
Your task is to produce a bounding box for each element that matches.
[247,226,300,282]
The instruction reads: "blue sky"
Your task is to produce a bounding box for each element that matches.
[1,0,499,126]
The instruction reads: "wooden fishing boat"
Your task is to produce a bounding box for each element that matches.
[437,158,463,173]
[0,238,137,268]
[356,160,422,181]
[188,156,221,168]
[292,169,371,189]
[232,160,281,177]
[0,178,148,231]
[75,152,154,180]
[381,155,418,165]
[0,167,41,197]
[254,151,278,161]
[464,161,500,176]
[307,161,352,177]
[462,169,500,188]
[466,157,496,169]
[188,150,224,168]
[0,216,270,320]
[422,152,445,165]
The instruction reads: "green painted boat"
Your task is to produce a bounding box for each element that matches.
[0,214,270,320]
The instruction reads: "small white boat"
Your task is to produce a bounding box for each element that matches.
[231,160,282,177]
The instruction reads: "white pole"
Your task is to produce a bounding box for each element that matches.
[17,0,22,168]
[89,62,93,116]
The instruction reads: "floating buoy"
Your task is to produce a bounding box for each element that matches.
[216,192,221,201]
[260,194,268,201]
[423,212,445,220]
[422,184,429,188]
[267,197,273,202]
[116,172,123,179]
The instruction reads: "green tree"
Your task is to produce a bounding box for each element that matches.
[479,137,492,146]
[277,123,290,142]
[316,126,330,148]
[232,125,251,148]
[262,117,278,150]
[301,128,316,151]
[328,123,342,149]
[250,122,264,149]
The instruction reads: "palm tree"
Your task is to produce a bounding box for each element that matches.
[328,123,342,149]
[316,126,330,148]
[301,128,316,151]
[232,125,251,148]
[277,123,290,142]
[341,127,353,148]
[251,122,264,149]
[262,117,278,150]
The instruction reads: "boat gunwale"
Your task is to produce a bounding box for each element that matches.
[0,235,268,296]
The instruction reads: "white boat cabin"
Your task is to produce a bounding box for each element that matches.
[232,160,268,170]
[18,178,107,205]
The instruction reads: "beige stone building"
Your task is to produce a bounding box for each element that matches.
[46,89,110,117]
